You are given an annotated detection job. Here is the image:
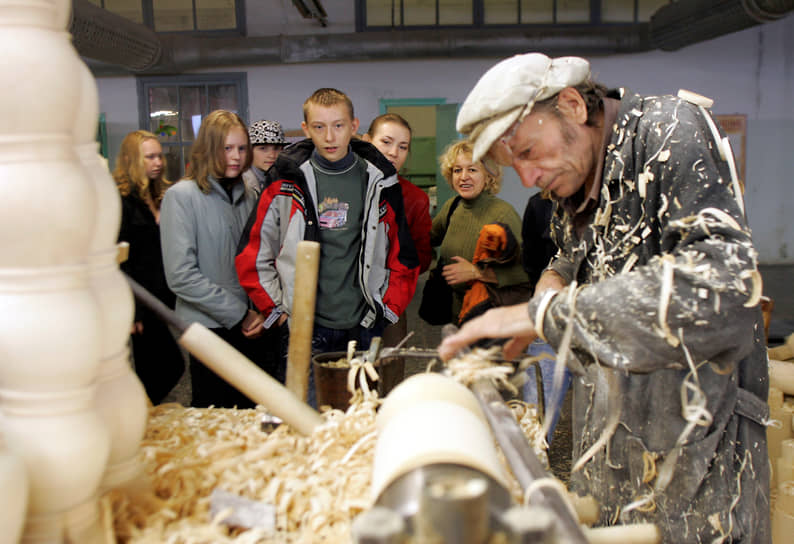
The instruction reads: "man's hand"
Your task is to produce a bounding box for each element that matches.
[241,309,265,339]
[438,303,538,361]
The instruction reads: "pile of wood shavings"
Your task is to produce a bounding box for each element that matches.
[108,359,547,542]
[108,398,380,543]
[506,400,549,468]
[443,346,549,466]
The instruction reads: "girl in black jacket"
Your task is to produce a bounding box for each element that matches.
[115,130,184,404]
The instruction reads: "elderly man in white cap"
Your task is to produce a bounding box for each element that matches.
[440,53,769,542]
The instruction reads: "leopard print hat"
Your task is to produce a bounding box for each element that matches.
[248,120,287,146]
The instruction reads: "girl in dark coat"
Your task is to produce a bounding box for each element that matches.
[115,130,184,404]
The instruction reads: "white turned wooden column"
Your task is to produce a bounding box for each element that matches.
[0,1,118,541]
[0,431,27,543]
[74,59,148,491]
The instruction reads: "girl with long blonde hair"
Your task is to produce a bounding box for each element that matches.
[115,130,183,403]
[159,110,283,408]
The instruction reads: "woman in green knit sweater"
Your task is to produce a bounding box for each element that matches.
[431,140,529,323]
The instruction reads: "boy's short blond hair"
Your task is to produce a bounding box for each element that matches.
[303,88,354,122]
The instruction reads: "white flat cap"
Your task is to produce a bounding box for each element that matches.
[457,53,591,162]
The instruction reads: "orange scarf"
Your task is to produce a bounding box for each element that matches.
[458,223,518,324]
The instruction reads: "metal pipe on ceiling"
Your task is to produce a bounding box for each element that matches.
[70,0,161,72]
[650,0,794,50]
[82,25,651,76]
[70,0,792,76]
[152,26,650,74]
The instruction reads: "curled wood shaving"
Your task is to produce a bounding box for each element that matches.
[740,269,762,308]
[507,399,549,468]
[654,254,681,348]
[444,346,518,393]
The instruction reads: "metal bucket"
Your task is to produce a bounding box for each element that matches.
[312,351,405,410]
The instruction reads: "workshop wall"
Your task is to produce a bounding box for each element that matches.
[96,15,794,263]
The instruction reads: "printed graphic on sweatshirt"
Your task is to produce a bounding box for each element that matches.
[318,197,350,229]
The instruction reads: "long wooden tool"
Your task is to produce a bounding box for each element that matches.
[125,274,323,436]
[286,240,321,401]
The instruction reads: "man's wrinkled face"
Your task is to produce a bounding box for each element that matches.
[496,110,596,199]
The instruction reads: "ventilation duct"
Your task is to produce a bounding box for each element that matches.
[147,26,649,74]
[650,0,794,50]
[70,0,161,72]
[80,25,651,75]
[70,0,792,76]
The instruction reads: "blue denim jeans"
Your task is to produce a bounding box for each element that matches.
[522,339,571,444]
[307,322,385,408]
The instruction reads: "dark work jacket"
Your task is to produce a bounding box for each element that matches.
[119,193,175,319]
[521,192,557,295]
[528,89,769,543]
[118,192,184,404]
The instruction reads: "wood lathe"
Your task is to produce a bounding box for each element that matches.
[124,276,661,543]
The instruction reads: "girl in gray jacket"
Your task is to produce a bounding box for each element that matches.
[160,110,284,408]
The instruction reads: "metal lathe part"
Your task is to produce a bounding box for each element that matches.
[471,380,589,544]
[500,505,556,543]
[374,464,512,538]
[352,506,406,544]
[414,472,489,544]
[259,414,282,433]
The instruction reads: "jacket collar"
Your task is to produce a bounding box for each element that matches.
[208,174,246,204]
[278,138,397,179]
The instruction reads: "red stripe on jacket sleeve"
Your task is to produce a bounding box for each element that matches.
[381,199,420,319]
[235,182,282,316]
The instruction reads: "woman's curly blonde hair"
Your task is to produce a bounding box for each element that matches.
[439,139,502,194]
[113,130,171,204]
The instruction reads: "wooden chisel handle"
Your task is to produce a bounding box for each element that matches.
[180,324,323,435]
[286,241,321,401]
[125,272,323,435]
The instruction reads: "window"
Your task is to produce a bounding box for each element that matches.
[98,0,143,23]
[137,74,248,181]
[379,98,459,216]
[87,0,244,33]
[359,0,670,29]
